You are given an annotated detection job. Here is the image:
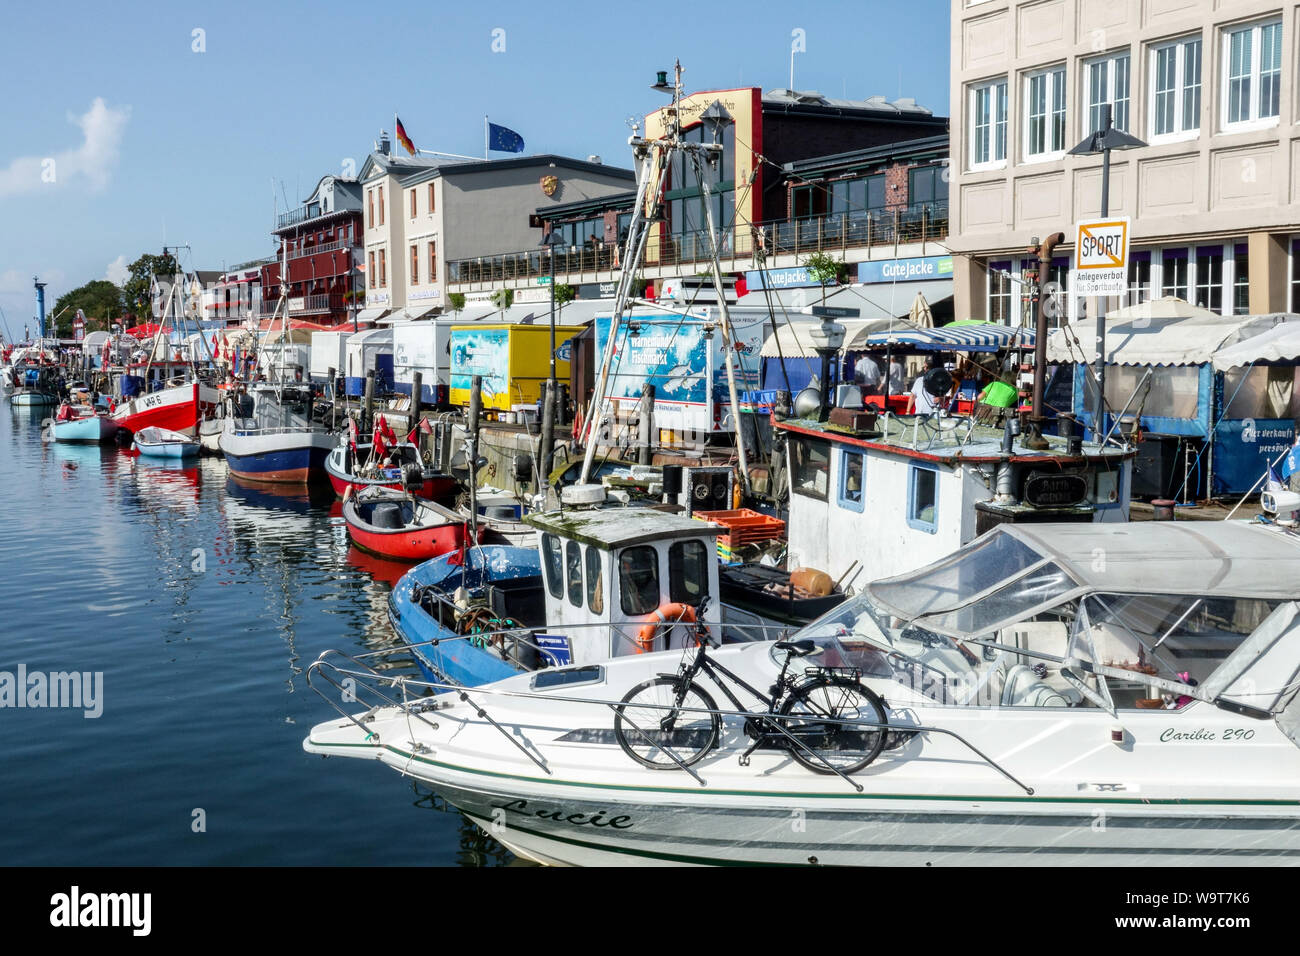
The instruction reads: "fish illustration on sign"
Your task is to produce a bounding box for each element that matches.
[658,364,696,395]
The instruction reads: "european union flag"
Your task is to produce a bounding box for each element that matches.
[1283,439,1300,479]
[488,122,525,153]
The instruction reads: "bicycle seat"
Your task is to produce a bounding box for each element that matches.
[775,639,820,657]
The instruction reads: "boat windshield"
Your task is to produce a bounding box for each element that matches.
[868,531,1051,620]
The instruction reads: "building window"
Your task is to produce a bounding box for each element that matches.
[1194,246,1223,312]
[367,190,374,229]
[378,185,385,225]
[1235,244,1250,315]
[1223,19,1282,129]
[1127,251,1151,305]
[838,451,865,513]
[988,259,1015,323]
[907,464,938,534]
[908,165,948,217]
[378,248,386,287]
[428,183,436,214]
[1085,51,1131,132]
[428,240,437,282]
[1161,248,1188,299]
[1025,67,1067,159]
[410,244,418,285]
[368,251,375,289]
[1151,36,1202,138]
[969,78,1008,168]
[410,189,417,220]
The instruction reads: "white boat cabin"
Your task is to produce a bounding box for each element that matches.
[526,508,724,662]
[777,414,1133,584]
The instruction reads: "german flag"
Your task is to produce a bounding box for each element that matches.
[395,116,416,156]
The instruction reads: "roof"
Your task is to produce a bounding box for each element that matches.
[760,317,924,358]
[1047,301,1290,366]
[526,507,723,549]
[1211,318,1300,370]
[782,135,949,177]
[762,89,938,118]
[537,189,637,219]
[395,154,635,189]
[1009,521,1300,599]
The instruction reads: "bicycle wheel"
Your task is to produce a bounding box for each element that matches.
[614,677,721,770]
[777,677,887,775]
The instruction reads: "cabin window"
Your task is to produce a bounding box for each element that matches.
[542,533,563,598]
[908,464,938,533]
[790,438,830,500]
[669,540,710,605]
[566,541,583,608]
[585,546,604,614]
[838,451,865,512]
[619,546,660,615]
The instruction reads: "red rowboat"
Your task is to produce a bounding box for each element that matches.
[342,487,471,562]
[325,441,455,500]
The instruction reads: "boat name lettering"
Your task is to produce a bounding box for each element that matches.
[492,798,634,829]
[1157,727,1256,742]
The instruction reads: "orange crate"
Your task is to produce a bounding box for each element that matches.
[694,509,785,547]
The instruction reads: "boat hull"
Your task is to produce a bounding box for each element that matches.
[324,444,454,500]
[11,390,57,407]
[344,506,469,562]
[112,382,217,436]
[52,415,119,443]
[222,429,333,484]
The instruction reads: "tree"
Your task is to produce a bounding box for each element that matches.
[490,287,514,311]
[803,252,845,306]
[51,280,124,336]
[552,283,576,316]
[447,292,466,315]
[122,252,179,320]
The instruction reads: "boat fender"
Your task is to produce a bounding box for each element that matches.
[636,603,697,654]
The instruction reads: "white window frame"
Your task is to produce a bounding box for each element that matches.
[1084,50,1132,135]
[968,78,1008,171]
[1023,65,1067,162]
[1148,34,1203,142]
[1221,18,1282,132]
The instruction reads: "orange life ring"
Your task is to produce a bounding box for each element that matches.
[635,603,696,654]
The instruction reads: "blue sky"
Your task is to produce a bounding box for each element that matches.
[0,0,952,337]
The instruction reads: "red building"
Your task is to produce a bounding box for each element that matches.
[260,174,364,329]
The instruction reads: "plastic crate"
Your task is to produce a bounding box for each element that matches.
[694,509,786,549]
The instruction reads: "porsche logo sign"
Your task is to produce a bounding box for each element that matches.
[540,175,559,197]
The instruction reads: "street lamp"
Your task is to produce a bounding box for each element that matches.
[1067,103,1145,436]
[807,318,846,422]
[539,228,568,478]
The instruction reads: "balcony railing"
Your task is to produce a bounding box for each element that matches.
[288,239,354,260]
[289,294,345,314]
[445,203,948,286]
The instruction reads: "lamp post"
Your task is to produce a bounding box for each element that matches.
[539,228,568,480]
[1067,104,1145,437]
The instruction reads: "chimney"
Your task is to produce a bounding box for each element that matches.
[376,130,391,156]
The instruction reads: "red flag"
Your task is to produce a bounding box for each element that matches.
[419,417,432,435]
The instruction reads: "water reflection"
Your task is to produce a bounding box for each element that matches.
[410,782,519,867]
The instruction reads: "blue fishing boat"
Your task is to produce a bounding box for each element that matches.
[51,403,120,443]
[133,426,200,458]
[220,384,333,483]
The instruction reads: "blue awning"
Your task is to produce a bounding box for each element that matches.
[863,322,1036,353]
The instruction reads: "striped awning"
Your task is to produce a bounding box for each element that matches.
[864,322,1036,352]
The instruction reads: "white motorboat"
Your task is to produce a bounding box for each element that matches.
[133,426,200,458]
[307,519,1300,866]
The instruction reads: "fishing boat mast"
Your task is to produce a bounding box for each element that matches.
[578,61,752,490]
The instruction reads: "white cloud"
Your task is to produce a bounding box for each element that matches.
[106,254,129,286]
[0,98,131,198]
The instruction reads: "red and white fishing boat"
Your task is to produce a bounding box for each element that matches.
[111,377,219,437]
[342,486,471,562]
[324,415,455,500]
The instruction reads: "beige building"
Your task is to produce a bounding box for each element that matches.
[950,0,1300,325]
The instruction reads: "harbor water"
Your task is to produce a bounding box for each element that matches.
[0,406,510,865]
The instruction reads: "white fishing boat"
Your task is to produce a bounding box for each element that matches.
[219,383,333,483]
[307,518,1300,866]
[133,426,200,458]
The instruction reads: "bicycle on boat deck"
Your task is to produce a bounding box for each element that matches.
[612,599,890,777]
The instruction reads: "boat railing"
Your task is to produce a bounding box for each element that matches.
[305,647,1035,795]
